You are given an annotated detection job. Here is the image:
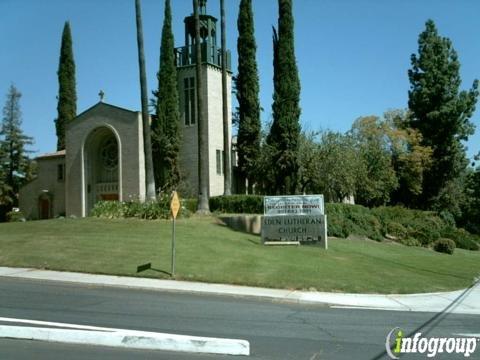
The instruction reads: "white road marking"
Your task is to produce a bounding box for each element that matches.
[330,305,408,311]
[0,317,116,332]
[0,317,250,356]
[453,334,480,338]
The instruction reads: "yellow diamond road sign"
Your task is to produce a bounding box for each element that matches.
[170,191,180,219]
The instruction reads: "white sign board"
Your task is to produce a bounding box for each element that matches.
[262,215,327,243]
[264,195,324,216]
[262,195,327,249]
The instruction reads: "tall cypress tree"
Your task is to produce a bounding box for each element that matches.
[236,0,260,194]
[152,0,180,191]
[56,21,77,151]
[267,0,301,195]
[408,20,479,209]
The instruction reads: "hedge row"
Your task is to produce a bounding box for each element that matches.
[209,195,263,214]
[91,197,191,220]
[91,195,479,250]
[208,195,480,250]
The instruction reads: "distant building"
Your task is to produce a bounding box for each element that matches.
[19,1,234,219]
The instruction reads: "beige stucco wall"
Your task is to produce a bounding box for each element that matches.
[178,66,200,195]
[65,103,145,217]
[21,61,233,218]
[206,65,232,197]
[178,64,232,197]
[19,156,66,220]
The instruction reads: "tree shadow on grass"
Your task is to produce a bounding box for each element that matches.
[214,216,262,235]
[370,279,480,360]
[211,218,262,246]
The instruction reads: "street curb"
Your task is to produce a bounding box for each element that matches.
[1,267,479,315]
[0,322,250,356]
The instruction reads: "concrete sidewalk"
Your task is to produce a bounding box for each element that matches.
[1,267,479,315]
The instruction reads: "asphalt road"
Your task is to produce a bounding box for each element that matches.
[0,277,479,359]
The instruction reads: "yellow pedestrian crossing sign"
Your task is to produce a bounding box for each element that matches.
[170,191,180,219]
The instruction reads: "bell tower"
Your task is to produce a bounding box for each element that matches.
[175,0,232,196]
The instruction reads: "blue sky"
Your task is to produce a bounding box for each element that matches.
[1,0,479,160]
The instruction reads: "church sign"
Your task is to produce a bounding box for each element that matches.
[264,195,324,216]
[262,195,328,249]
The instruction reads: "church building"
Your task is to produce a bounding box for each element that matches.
[19,1,233,219]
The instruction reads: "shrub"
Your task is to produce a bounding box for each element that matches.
[324,203,350,238]
[209,195,263,214]
[326,215,348,238]
[325,203,383,241]
[91,195,191,220]
[7,210,26,222]
[141,200,169,219]
[372,206,446,246]
[372,206,417,224]
[91,201,125,219]
[347,211,383,241]
[441,227,480,251]
[123,200,143,218]
[182,198,197,213]
[439,210,456,228]
[385,221,408,239]
[407,224,441,246]
[433,238,456,255]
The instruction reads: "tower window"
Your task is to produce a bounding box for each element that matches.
[57,164,65,181]
[216,150,224,175]
[184,77,196,126]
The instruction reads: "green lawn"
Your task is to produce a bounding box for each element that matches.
[0,217,479,294]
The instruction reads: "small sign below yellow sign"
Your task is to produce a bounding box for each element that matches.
[170,191,180,219]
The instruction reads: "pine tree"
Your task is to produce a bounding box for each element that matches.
[236,0,260,194]
[0,85,33,207]
[135,0,157,200]
[459,159,480,234]
[408,19,479,210]
[267,0,301,195]
[56,21,77,151]
[152,0,180,191]
[0,142,12,210]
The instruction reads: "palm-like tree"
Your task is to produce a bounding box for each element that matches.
[135,0,156,200]
[220,0,231,195]
[194,0,210,213]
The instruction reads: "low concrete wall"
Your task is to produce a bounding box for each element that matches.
[218,215,262,235]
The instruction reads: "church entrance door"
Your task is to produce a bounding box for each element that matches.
[39,197,50,219]
[84,127,120,215]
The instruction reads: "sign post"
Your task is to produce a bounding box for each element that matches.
[170,191,181,276]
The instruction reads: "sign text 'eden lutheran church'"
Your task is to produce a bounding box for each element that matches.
[261,195,328,249]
